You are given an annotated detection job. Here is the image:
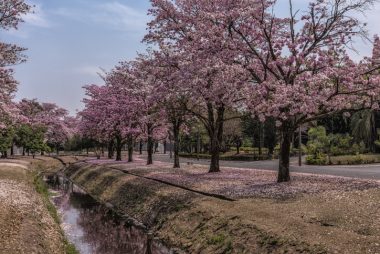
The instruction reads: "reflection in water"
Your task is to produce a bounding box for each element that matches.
[46,175,170,254]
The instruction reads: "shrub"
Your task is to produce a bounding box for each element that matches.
[306,154,327,165]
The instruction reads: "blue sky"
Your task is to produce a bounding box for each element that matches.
[1,0,380,115]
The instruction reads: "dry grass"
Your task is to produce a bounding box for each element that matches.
[0,160,65,254]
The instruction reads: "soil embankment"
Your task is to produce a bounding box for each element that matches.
[64,159,380,254]
[0,158,67,254]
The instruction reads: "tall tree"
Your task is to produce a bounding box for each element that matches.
[222,0,380,181]
[0,0,32,157]
[146,1,248,172]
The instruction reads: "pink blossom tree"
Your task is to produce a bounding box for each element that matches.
[146,0,380,181]
[0,0,32,157]
[223,0,380,182]
[40,103,73,155]
[146,49,190,168]
[80,81,140,162]
[0,0,32,30]
[146,0,249,173]
[126,55,169,165]
[80,85,118,160]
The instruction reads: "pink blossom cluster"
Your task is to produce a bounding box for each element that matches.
[142,0,380,179]
[77,0,380,179]
[17,99,77,147]
[0,0,32,130]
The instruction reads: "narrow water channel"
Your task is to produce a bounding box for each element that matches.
[45,174,170,254]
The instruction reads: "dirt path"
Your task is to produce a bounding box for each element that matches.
[0,160,65,254]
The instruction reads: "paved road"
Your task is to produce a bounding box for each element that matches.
[151,154,380,180]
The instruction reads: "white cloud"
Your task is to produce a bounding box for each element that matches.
[53,1,149,33]
[22,4,51,28]
[93,2,149,31]
[75,65,104,78]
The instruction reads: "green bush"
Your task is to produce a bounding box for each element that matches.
[306,154,327,165]
[306,126,368,165]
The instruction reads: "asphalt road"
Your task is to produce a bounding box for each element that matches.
[151,154,380,180]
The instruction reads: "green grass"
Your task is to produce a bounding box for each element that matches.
[207,233,226,245]
[33,173,60,224]
[64,241,79,254]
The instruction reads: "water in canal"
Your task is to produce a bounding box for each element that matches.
[45,175,170,254]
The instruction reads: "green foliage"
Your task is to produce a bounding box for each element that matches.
[306,127,329,163]
[306,126,371,165]
[33,173,60,224]
[207,234,226,245]
[350,110,377,152]
[64,241,79,254]
[15,124,48,155]
[330,154,380,165]
[0,127,15,153]
[241,116,277,154]
[328,133,356,156]
[306,153,327,165]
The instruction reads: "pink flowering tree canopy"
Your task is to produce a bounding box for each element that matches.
[145,0,380,181]
[0,0,32,156]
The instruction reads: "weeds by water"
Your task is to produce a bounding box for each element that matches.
[32,172,79,254]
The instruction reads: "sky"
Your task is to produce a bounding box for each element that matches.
[1,0,380,115]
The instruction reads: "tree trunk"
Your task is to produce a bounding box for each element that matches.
[258,123,262,156]
[154,142,159,153]
[208,105,225,173]
[169,135,173,159]
[139,140,143,155]
[298,126,302,166]
[278,123,293,182]
[108,139,114,159]
[173,121,180,168]
[115,135,123,161]
[10,142,14,156]
[22,147,25,156]
[147,125,153,165]
[209,136,221,172]
[163,141,167,154]
[56,145,59,155]
[127,135,133,162]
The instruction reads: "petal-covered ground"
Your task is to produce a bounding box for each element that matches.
[83,156,380,199]
[0,161,65,254]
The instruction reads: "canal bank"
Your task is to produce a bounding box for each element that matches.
[0,158,76,254]
[45,173,170,254]
[62,161,333,254]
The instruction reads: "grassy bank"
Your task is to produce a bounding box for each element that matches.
[64,161,380,253]
[32,171,78,254]
[0,158,67,254]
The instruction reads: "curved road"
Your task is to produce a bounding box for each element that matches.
[152,154,380,180]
